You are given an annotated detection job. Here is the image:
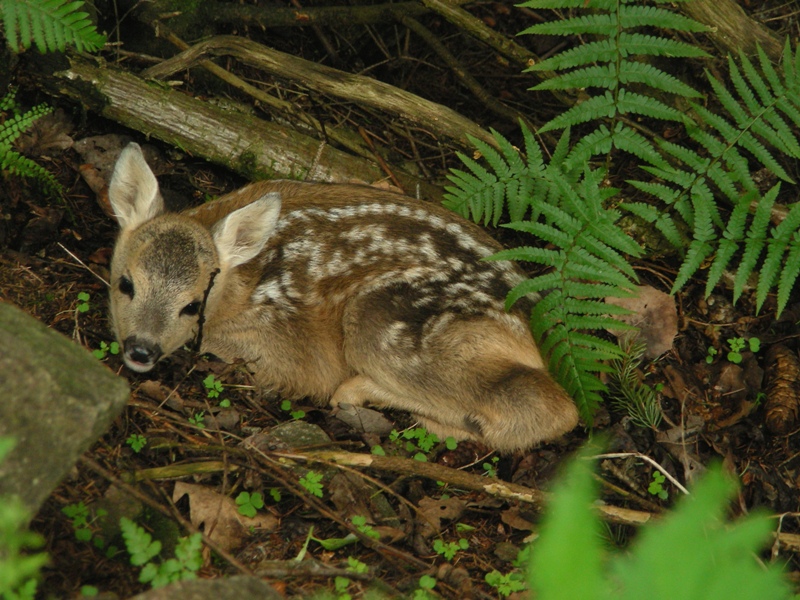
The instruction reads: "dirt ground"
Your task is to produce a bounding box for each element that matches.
[4,1,800,598]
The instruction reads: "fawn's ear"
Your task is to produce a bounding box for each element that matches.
[108,143,164,231]
[212,192,282,269]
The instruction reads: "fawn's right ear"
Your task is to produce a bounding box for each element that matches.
[108,143,164,231]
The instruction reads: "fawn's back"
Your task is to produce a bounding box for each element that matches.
[109,143,578,451]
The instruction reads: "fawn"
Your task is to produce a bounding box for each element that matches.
[108,143,578,451]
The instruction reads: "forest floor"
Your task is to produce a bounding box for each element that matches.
[3,0,800,598]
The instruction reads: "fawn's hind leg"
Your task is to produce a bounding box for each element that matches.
[337,283,578,450]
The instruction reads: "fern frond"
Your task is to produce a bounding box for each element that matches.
[618,32,708,59]
[2,0,106,53]
[530,40,618,72]
[704,193,756,295]
[616,89,686,122]
[521,14,617,37]
[776,233,800,315]
[619,62,701,97]
[618,5,708,32]
[732,185,779,303]
[533,64,619,91]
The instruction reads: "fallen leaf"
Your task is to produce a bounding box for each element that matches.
[606,285,678,358]
[173,482,276,553]
[416,496,465,539]
[333,403,394,435]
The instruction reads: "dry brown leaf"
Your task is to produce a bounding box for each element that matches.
[606,285,678,358]
[172,482,277,553]
[416,496,465,539]
[333,404,394,435]
[15,109,74,156]
[500,505,535,531]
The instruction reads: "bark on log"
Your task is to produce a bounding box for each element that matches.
[29,54,443,199]
[680,0,783,62]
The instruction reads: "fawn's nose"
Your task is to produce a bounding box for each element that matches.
[122,336,162,372]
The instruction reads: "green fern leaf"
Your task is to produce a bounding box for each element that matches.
[521,14,618,37]
[776,233,800,315]
[3,0,106,53]
[733,185,779,303]
[618,32,709,59]
[529,40,618,72]
[563,126,613,171]
[619,5,708,32]
[704,193,756,295]
[616,88,686,121]
[540,93,618,132]
[619,61,701,97]
[755,201,800,310]
[533,64,619,91]
[603,123,669,170]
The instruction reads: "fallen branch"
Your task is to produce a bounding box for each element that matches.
[140,35,496,150]
[30,54,442,198]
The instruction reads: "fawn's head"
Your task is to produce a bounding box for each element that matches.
[108,143,280,372]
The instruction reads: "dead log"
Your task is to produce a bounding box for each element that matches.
[680,0,783,61]
[29,54,443,199]
[140,35,496,150]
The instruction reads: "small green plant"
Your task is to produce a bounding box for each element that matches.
[299,471,324,498]
[350,515,380,540]
[126,434,147,453]
[607,340,663,430]
[202,374,222,398]
[445,437,458,450]
[269,488,282,503]
[120,517,203,588]
[280,399,306,420]
[188,411,205,429]
[76,291,90,313]
[0,438,48,598]
[79,585,99,597]
[333,575,352,600]
[528,444,792,599]
[388,427,439,461]
[235,491,264,518]
[412,575,437,600]
[648,471,668,500]
[726,337,760,364]
[346,556,368,573]
[706,346,718,364]
[92,340,120,360]
[432,537,469,561]
[482,456,500,478]
[485,569,526,597]
[62,502,105,543]
[370,445,386,456]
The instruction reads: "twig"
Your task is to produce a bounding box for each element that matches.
[156,29,373,162]
[595,452,691,496]
[395,13,528,126]
[58,243,108,286]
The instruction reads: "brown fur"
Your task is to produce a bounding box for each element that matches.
[108,143,579,451]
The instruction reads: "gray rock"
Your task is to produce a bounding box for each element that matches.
[128,576,283,600]
[0,302,130,516]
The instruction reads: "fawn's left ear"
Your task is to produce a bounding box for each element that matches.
[212,192,282,269]
[108,143,164,231]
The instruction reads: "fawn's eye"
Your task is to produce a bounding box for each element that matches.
[119,276,134,297]
[181,301,202,317]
